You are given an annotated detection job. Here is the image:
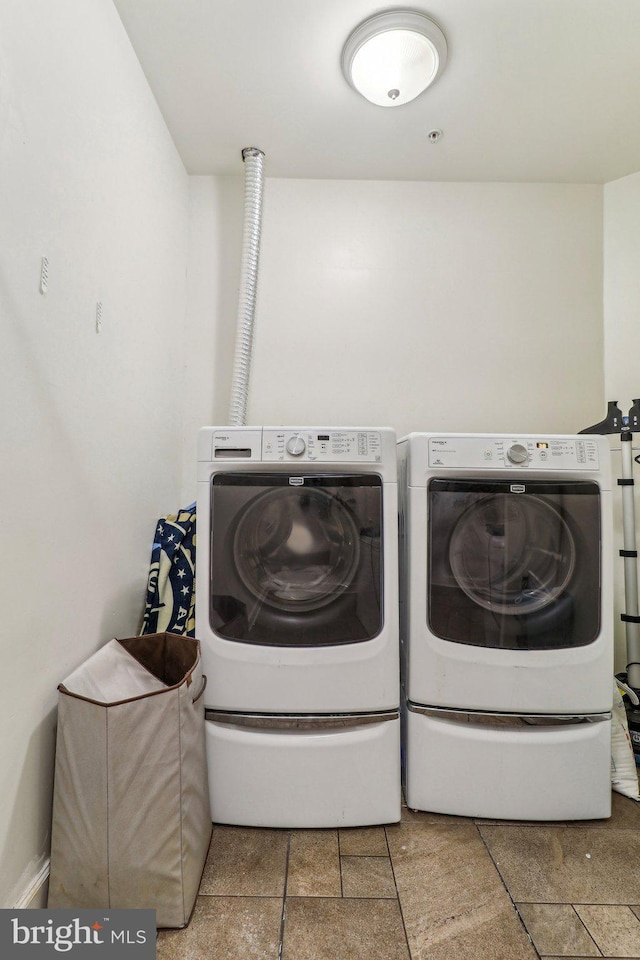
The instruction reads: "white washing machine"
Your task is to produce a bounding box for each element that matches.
[398,433,614,820]
[196,426,400,827]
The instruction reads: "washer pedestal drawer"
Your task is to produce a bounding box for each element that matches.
[205,715,401,828]
[403,705,612,821]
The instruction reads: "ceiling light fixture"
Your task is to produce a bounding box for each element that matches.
[341,10,447,107]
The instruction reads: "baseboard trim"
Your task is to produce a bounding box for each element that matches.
[14,860,50,909]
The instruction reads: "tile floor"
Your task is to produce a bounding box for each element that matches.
[158,791,640,960]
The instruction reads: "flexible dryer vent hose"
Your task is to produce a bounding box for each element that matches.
[228,147,265,426]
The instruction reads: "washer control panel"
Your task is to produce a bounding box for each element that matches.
[263,430,382,462]
[428,436,600,470]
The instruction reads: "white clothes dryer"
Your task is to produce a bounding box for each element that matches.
[398,433,613,820]
[196,426,400,827]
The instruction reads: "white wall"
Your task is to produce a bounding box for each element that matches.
[604,171,640,672]
[604,171,640,406]
[188,177,604,437]
[252,179,604,434]
[0,0,189,906]
[181,176,243,501]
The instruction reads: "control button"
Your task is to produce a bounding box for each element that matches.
[506,443,529,465]
[286,435,306,457]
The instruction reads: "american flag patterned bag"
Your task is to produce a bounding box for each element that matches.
[140,504,196,637]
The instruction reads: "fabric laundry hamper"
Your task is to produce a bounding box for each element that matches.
[48,632,212,928]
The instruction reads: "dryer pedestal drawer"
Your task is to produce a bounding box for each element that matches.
[403,706,612,821]
[205,715,401,828]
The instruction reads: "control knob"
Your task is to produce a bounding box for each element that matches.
[286,435,306,457]
[506,442,529,465]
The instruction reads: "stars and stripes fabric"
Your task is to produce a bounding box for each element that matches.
[140,504,196,638]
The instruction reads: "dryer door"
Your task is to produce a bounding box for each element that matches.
[209,474,382,646]
[428,478,601,650]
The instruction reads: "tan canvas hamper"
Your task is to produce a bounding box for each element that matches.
[48,632,212,928]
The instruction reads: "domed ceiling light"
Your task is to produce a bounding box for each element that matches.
[341,10,447,107]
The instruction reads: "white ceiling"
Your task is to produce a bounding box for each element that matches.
[112,0,640,183]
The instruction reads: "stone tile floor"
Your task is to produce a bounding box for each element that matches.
[158,791,640,960]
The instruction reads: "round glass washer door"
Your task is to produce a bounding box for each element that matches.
[233,487,361,612]
[448,494,576,615]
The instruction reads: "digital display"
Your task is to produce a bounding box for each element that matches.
[317,435,330,441]
[536,442,549,449]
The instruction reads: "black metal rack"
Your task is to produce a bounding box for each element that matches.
[581,400,640,695]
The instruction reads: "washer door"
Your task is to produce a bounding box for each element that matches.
[233,487,361,613]
[210,474,383,646]
[448,494,576,616]
[428,478,601,650]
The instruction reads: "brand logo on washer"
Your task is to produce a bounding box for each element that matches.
[510,484,526,493]
[289,477,304,485]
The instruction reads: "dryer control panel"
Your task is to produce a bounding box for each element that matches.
[428,436,600,470]
[262,430,382,462]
